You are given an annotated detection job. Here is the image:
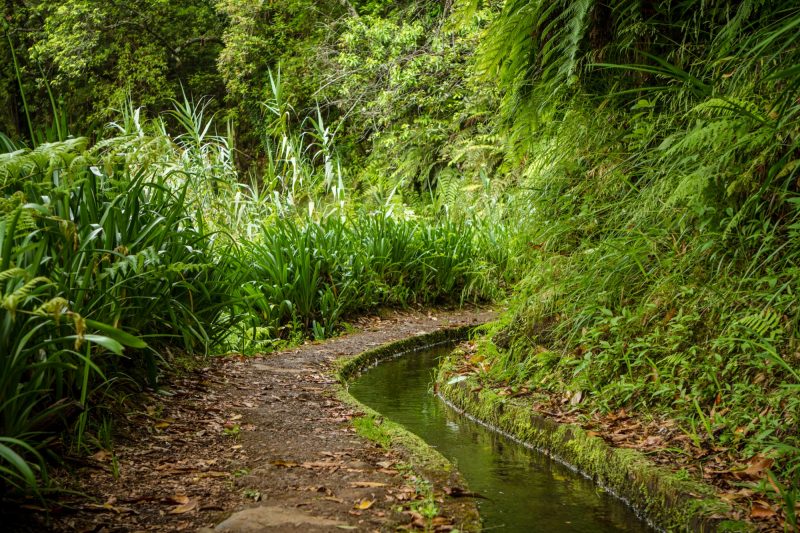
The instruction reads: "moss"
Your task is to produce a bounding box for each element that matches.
[335,325,482,532]
[335,388,454,475]
[336,325,475,382]
[438,376,753,532]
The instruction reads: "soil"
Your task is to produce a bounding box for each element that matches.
[12,307,495,533]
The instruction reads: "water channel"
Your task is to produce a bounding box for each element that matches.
[348,345,655,532]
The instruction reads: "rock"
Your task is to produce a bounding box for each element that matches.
[212,506,347,531]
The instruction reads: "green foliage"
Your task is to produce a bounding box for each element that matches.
[0,131,248,494]
[231,212,500,351]
[0,95,505,496]
[455,0,800,518]
[5,0,800,523]
[1,0,225,137]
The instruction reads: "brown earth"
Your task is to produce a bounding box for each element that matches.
[13,307,494,533]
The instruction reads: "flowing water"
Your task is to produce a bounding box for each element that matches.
[349,345,655,533]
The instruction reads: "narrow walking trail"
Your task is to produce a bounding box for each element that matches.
[27,307,494,532]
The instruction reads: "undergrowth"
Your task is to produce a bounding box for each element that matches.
[0,97,506,498]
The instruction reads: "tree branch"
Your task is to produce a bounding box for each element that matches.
[338,0,360,19]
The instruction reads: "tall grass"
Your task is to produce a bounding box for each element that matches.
[0,98,507,497]
[231,212,500,351]
[0,134,255,493]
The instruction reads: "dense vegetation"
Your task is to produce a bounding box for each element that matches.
[2,0,799,527]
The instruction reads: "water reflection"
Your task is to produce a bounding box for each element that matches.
[349,346,653,533]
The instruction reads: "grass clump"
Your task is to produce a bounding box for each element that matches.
[352,415,392,449]
[0,98,505,499]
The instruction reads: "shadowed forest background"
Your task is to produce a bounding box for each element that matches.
[1,0,799,527]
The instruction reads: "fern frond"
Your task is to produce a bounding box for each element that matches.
[738,308,783,340]
[1,276,51,317]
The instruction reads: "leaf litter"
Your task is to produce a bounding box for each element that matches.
[13,308,490,532]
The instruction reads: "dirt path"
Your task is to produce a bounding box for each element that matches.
[24,307,494,532]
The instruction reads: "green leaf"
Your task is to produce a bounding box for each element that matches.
[65,334,124,355]
[85,319,147,349]
[0,440,37,489]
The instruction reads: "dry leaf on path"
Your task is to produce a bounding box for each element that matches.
[90,450,112,462]
[750,500,776,519]
[164,494,190,505]
[270,459,299,468]
[350,481,387,488]
[169,499,198,514]
[354,499,374,510]
[301,461,338,469]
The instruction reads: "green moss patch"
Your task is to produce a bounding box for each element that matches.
[335,325,482,532]
[438,375,751,532]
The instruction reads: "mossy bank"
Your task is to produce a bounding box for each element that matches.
[437,358,752,533]
[336,325,482,532]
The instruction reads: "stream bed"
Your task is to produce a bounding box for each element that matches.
[349,345,655,532]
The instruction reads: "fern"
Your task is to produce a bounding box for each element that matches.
[1,275,51,317]
[738,308,783,341]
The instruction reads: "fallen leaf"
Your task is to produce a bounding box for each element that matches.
[301,461,338,469]
[91,450,112,462]
[350,481,387,488]
[83,503,132,514]
[198,471,229,478]
[641,435,662,447]
[569,390,583,405]
[407,510,425,527]
[719,492,741,503]
[164,494,190,505]
[750,501,776,519]
[735,455,774,481]
[169,499,198,514]
[322,496,344,503]
[354,499,374,510]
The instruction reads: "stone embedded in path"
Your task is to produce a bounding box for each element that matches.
[207,506,347,531]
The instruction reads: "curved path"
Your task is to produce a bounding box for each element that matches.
[30,307,494,532]
[208,307,494,533]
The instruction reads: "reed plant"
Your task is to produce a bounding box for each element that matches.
[0,134,249,495]
[0,99,507,497]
